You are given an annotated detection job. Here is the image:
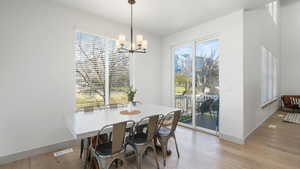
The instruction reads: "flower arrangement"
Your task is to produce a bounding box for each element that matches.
[127,86,137,103]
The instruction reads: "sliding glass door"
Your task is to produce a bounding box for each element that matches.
[174,39,220,132]
[174,44,193,126]
[195,40,220,131]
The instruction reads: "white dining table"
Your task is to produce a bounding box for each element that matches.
[69,104,181,139]
[67,104,180,168]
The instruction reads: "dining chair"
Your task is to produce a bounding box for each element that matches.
[125,115,160,169]
[89,120,135,169]
[155,111,181,167]
[81,133,110,167]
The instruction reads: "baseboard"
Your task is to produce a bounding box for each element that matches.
[0,139,80,166]
[219,133,245,144]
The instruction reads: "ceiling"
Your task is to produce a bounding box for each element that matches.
[53,0,269,36]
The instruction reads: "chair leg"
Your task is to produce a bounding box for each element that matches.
[80,139,84,159]
[115,159,119,168]
[85,151,92,169]
[83,138,91,169]
[173,135,180,158]
[154,136,158,147]
[136,151,143,169]
[160,138,168,167]
[151,144,160,169]
[121,157,128,169]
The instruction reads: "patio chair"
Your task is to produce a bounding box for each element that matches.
[155,111,181,167]
[125,115,160,169]
[197,99,214,118]
[89,120,135,169]
[210,98,219,129]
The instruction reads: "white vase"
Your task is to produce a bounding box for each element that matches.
[127,102,133,112]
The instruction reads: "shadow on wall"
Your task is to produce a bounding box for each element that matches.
[281,0,300,6]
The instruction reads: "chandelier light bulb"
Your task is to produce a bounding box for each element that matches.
[118,35,126,43]
[116,40,121,48]
[131,43,136,50]
[142,40,148,49]
[136,35,143,44]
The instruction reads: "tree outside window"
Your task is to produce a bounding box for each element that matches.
[74,32,129,111]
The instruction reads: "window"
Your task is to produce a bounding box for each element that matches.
[74,32,130,110]
[261,46,278,105]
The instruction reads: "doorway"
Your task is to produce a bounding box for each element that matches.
[173,39,220,133]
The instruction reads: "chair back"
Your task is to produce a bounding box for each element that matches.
[136,115,160,142]
[111,122,126,154]
[170,111,181,132]
[96,120,135,154]
[147,115,159,141]
[159,111,181,134]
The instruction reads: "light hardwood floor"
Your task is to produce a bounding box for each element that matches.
[1,112,299,169]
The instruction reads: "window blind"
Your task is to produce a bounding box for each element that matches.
[74,32,130,110]
[107,40,130,105]
[261,46,278,105]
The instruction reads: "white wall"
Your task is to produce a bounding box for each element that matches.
[0,0,290,158]
[243,2,281,139]
[161,10,245,142]
[281,0,300,95]
[0,0,161,157]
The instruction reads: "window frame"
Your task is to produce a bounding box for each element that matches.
[74,30,133,109]
[261,46,279,108]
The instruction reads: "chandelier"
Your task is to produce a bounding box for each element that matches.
[117,0,147,54]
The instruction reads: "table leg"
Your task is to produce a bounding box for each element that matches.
[82,138,91,169]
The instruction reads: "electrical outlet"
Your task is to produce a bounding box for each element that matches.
[278,114,284,118]
[53,148,74,157]
[268,124,277,129]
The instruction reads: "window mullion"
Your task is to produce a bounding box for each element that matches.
[105,41,110,105]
